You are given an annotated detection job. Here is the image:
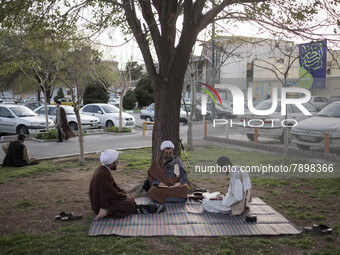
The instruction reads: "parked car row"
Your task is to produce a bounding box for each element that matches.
[0,103,135,135]
[34,105,101,131]
[0,105,55,135]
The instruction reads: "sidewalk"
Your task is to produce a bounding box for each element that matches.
[0,131,153,162]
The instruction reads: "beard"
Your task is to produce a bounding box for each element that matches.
[110,164,117,171]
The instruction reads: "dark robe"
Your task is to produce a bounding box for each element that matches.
[57,107,75,140]
[89,165,137,218]
[147,157,189,203]
[2,140,26,167]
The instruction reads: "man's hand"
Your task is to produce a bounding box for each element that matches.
[126,194,135,203]
[158,182,167,187]
[173,182,181,187]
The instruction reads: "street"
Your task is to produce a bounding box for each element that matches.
[0,112,337,162]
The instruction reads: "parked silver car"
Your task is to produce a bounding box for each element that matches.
[80,103,135,128]
[238,99,318,143]
[140,103,187,123]
[308,96,329,111]
[108,97,120,107]
[34,105,101,131]
[0,105,54,134]
[290,101,340,150]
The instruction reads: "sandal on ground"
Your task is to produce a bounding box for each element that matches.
[137,204,165,214]
[303,224,333,234]
[60,213,83,221]
[55,211,68,220]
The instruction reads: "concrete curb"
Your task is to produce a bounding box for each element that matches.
[36,145,152,161]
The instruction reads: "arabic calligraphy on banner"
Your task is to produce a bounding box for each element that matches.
[298,40,327,89]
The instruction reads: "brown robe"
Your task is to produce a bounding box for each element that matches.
[58,106,75,139]
[147,157,188,203]
[89,165,137,218]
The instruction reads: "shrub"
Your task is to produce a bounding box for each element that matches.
[54,87,65,101]
[134,76,154,108]
[106,126,132,133]
[35,129,58,140]
[123,90,136,110]
[83,80,109,105]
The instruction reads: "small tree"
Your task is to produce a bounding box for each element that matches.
[54,87,64,100]
[83,81,109,105]
[134,75,154,108]
[123,90,136,110]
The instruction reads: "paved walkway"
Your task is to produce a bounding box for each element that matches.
[0,131,153,161]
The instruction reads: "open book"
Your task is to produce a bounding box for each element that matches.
[158,185,181,189]
[203,192,221,200]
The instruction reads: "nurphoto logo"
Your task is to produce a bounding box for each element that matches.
[199,83,312,128]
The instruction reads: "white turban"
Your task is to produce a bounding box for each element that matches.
[160,140,175,151]
[100,149,119,165]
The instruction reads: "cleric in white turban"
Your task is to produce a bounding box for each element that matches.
[100,149,119,166]
[147,140,189,203]
[160,140,175,151]
[89,148,138,221]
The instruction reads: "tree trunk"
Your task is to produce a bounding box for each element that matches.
[119,93,123,131]
[74,107,85,166]
[187,118,194,151]
[45,86,51,104]
[43,90,49,131]
[151,74,184,161]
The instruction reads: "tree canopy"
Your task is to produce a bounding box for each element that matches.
[1,0,339,160]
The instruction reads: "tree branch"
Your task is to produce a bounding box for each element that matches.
[122,0,157,78]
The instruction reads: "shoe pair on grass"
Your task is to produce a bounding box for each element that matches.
[55,211,82,221]
[303,224,333,234]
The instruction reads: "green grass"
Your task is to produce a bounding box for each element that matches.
[56,198,68,203]
[1,146,339,255]
[185,145,340,179]
[118,147,152,171]
[0,223,150,255]
[0,161,79,184]
[14,199,33,209]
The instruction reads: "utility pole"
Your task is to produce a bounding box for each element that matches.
[211,21,216,120]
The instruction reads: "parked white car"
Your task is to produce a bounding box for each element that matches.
[308,96,329,110]
[34,105,101,131]
[108,97,120,107]
[140,103,188,123]
[80,103,135,128]
[290,101,340,150]
[0,105,55,135]
[238,99,318,143]
[0,98,16,104]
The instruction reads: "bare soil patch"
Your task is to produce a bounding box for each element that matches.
[0,155,146,236]
[0,154,339,254]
